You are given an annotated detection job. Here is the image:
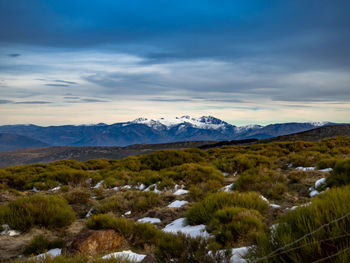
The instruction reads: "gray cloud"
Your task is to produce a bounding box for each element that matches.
[14,101,52,104]
[0,99,13,104]
[45,83,70,87]
[7,53,20,57]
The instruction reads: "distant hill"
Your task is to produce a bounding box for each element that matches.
[263,124,350,142]
[0,133,48,152]
[0,124,349,168]
[0,140,217,168]
[0,116,335,151]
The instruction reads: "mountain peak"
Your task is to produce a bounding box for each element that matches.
[130,116,230,130]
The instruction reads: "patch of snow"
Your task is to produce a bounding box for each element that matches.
[230,246,251,263]
[124,211,131,216]
[319,168,332,172]
[222,172,230,177]
[33,186,39,193]
[34,248,61,259]
[1,224,20,236]
[137,217,161,224]
[296,167,315,171]
[85,208,94,218]
[168,200,188,208]
[287,202,312,211]
[260,195,269,203]
[136,184,146,190]
[163,218,211,238]
[315,178,326,189]
[310,190,319,197]
[221,183,234,192]
[93,180,104,189]
[102,250,146,262]
[173,189,189,195]
[122,185,131,190]
[269,204,281,209]
[51,185,61,191]
[144,183,161,193]
[113,186,119,190]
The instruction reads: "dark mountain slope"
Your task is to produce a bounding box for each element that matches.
[0,133,48,152]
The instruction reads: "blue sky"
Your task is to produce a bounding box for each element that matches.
[0,0,349,125]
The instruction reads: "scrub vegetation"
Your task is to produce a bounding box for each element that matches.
[0,136,350,262]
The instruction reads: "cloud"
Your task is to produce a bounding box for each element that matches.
[45,84,71,87]
[14,101,52,104]
[64,96,80,99]
[54,80,77,85]
[0,99,13,104]
[7,53,20,57]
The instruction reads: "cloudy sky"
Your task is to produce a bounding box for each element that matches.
[0,0,349,126]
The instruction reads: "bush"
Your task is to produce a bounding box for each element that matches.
[139,149,204,170]
[24,234,50,255]
[234,168,287,199]
[186,192,268,225]
[208,207,265,247]
[97,191,163,215]
[254,185,350,262]
[64,189,90,204]
[327,159,350,187]
[0,195,76,231]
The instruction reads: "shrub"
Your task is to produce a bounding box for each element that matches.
[316,157,338,170]
[326,159,350,187]
[97,191,163,215]
[139,149,204,170]
[208,207,265,247]
[234,168,287,199]
[24,235,63,256]
[0,195,76,231]
[64,189,90,204]
[253,185,350,262]
[186,192,268,225]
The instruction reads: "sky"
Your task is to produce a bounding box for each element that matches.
[0,0,349,126]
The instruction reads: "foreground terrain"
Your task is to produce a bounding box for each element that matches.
[0,136,350,262]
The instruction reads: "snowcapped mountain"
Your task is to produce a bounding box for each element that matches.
[130,116,228,130]
[0,117,335,150]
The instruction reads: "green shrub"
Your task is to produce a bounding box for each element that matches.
[186,192,268,225]
[139,149,204,170]
[64,189,90,204]
[208,207,265,247]
[97,191,163,215]
[254,185,350,262]
[24,234,50,255]
[10,255,134,263]
[327,159,350,187]
[234,168,287,199]
[316,157,338,169]
[0,195,76,231]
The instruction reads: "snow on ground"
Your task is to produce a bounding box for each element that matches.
[287,202,312,211]
[137,217,161,224]
[309,190,319,197]
[269,204,281,209]
[315,178,326,189]
[296,167,315,171]
[113,186,119,190]
[136,184,146,190]
[163,218,211,238]
[102,250,146,261]
[122,185,132,190]
[124,211,131,216]
[1,224,20,236]
[144,184,161,193]
[34,248,61,259]
[230,246,251,263]
[167,200,188,208]
[319,168,333,172]
[93,180,104,188]
[32,186,39,193]
[173,189,189,195]
[51,185,61,191]
[221,183,234,192]
[85,208,94,218]
[260,195,269,203]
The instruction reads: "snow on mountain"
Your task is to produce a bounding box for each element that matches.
[130,116,229,130]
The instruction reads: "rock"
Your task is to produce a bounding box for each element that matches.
[62,230,124,256]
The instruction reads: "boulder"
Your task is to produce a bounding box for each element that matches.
[62,229,124,256]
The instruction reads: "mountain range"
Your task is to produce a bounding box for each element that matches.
[0,116,335,151]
